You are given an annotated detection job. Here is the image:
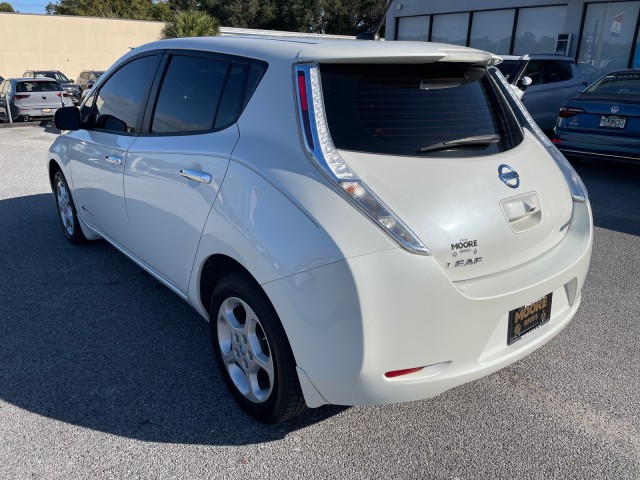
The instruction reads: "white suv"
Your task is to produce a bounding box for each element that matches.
[49,37,593,423]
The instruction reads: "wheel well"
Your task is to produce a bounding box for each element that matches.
[199,254,258,318]
[48,160,62,190]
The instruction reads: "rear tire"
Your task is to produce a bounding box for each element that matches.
[53,170,87,245]
[209,272,306,424]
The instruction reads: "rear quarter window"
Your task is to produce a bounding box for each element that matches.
[320,63,523,157]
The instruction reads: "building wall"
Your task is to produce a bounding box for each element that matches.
[0,13,165,79]
[387,0,640,82]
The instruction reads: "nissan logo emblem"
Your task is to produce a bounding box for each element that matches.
[611,105,620,114]
[498,164,520,189]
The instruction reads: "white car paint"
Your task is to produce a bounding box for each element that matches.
[47,37,593,417]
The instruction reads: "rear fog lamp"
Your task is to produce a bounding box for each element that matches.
[384,367,424,379]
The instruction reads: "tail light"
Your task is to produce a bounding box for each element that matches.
[295,64,430,255]
[558,106,585,118]
[56,92,71,98]
[13,94,30,100]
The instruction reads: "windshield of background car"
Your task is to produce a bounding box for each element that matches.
[35,72,69,83]
[320,62,523,157]
[16,81,62,92]
[496,60,522,81]
[585,72,640,96]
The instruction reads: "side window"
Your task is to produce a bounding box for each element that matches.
[150,55,229,134]
[542,61,572,84]
[214,63,250,130]
[90,55,158,134]
[80,91,96,124]
[522,61,543,85]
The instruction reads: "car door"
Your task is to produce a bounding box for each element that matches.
[123,53,251,293]
[68,53,161,250]
[521,60,580,130]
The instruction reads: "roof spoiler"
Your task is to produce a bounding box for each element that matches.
[356,0,395,41]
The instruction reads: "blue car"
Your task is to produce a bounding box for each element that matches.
[553,69,640,163]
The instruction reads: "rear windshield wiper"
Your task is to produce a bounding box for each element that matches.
[418,134,500,153]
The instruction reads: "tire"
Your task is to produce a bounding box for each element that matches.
[53,170,87,245]
[209,272,306,424]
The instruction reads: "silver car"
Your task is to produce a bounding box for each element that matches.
[0,77,74,122]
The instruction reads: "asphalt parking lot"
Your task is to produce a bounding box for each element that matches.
[1,123,639,479]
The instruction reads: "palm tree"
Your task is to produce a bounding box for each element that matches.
[162,9,220,39]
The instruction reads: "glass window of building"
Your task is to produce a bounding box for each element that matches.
[396,15,430,41]
[431,13,469,46]
[577,2,640,83]
[513,6,567,55]
[469,9,515,54]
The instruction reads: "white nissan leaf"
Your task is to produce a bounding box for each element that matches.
[48,37,593,423]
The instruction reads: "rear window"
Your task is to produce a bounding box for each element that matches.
[17,81,62,92]
[320,63,523,157]
[585,72,640,96]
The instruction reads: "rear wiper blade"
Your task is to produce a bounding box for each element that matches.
[418,134,500,153]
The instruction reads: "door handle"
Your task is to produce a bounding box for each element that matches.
[105,155,123,165]
[180,169,212,184]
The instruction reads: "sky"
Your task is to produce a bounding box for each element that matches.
[10,1,50,14]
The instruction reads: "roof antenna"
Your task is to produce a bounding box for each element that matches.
[356,0,394,40]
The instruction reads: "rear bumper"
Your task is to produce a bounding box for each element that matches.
[5,105,66,120]
[554,130,640,162]
[264,201,593,407]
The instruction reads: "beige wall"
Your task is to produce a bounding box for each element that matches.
[0,13,164,79]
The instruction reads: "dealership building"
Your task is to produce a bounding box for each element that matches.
[386,0,640,82]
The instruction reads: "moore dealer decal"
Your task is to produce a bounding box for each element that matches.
[446,238,482,269]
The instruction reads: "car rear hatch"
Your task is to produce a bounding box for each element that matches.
[296,43,574,281]
[14,80,67,110]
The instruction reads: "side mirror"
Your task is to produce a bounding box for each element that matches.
[54,106,81,131]
[69,79,75,83]
[87,83,94,89]
[519,76,533,88]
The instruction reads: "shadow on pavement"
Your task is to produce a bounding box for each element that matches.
[1,160,634,445]
[0,193,346,446]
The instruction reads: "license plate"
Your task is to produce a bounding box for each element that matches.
[42,108,52,114]
[507,293,553,345]
[599,115,626,129]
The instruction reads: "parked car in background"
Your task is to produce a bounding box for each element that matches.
[0,77,74,122]
[553,69,640,163]
[498,54,587,132]
[76,70,105,92]
[22,70,81,105]
[49,37,592,423]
